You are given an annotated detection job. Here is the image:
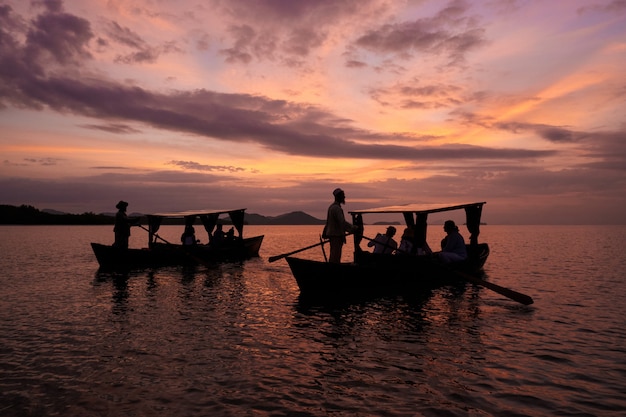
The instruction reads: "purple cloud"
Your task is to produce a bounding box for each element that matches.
[352,0,486,66]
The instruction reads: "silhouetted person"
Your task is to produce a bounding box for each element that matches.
[397,227,432,256]
[113,200,138,249]
[438,220,467,263]
[397,227,414,255]
[212,224,226,245]
[368,226,398,254]
[323,188,355,263]
[181,225,197,245]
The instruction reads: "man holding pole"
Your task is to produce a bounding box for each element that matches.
[323,188,356,263]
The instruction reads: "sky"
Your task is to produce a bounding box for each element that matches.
[1,0,625,224]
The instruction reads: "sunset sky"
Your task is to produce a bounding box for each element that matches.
[1,0,625,224]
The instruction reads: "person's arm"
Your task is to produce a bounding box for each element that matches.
[368,233,381,247]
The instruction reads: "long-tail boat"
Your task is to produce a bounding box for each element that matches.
[91,208,263,269]
[284,202,490,297]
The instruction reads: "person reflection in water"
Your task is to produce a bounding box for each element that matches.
[113,200,138,249]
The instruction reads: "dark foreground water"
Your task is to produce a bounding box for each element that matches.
[1,224,625,417]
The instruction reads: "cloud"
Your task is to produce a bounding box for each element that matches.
[369,78,465,109]
[495,122,580,143]
[102,19,184,64]
[168,160,247,173]
[23,157,63,166]
[78,123,142,134]
[578,0,626,15]
[0,3,551,164]
[25,4,93,66]
[352,0,486,66]
[214,0,377,66]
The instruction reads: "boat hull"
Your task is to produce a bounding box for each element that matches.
[287,243,489,296]
[91,235,264,269]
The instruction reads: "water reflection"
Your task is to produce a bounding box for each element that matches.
[93,269,132,315]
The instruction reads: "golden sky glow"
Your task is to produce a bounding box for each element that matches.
[1,0,625,223]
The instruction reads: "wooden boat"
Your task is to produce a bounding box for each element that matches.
[285,202,489,297]
[91,208,263,269]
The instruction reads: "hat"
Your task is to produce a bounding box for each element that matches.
[116,200,129,210]
[332,188,344,197]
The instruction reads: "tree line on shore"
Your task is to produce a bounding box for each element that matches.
[0,204,115,225]
[0,204,327,225]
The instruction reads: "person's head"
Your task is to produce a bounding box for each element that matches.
[402,227,414,239]
[386,226,396,237]
[332,188,346,204]
[115,200,128,211]
[443,220,458,233]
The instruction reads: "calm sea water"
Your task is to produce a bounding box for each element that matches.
[1,224,625,417]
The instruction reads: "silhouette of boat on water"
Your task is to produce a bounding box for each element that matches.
[91,208,263,269]
[283,202,491,297]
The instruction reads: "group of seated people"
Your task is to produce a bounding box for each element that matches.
[180,224,237,246]
[367,220,467,264]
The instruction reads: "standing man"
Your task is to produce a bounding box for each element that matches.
[113,200,138,249]
[323,188,355,263]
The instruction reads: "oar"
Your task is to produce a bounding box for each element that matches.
[319,234,328,262]
[361,235,533,305]
[136,224,213,268]
[360,234,405,254]
[444,267,534,305]
[268,239,329,263]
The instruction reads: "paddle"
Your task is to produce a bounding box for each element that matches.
[360,234,533,305]
[136,224,213,267]
[445,267,534,305]
[319,234,328,262]
[268,239,330,263]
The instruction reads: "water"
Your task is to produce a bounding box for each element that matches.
[1,224,625,416]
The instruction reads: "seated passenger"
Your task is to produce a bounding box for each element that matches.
[368,226,398,254]
[181,225,197,245]
[438,220,467,263]
[398,228,433,256]
[397,228,414,255]
[212,224,226,245]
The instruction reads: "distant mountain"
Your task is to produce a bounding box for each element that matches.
[42,208,67,215]
[245,211,325,225]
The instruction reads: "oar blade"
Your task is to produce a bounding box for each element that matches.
[457,270,534,305]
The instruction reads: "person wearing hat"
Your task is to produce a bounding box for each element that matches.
[438,220,467,263]
[368,226,398,254]
[113,200,138,249]
[323,188,356,263]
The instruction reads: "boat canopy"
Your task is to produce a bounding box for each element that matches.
[349,202,486,246]
[146,209,247,245]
